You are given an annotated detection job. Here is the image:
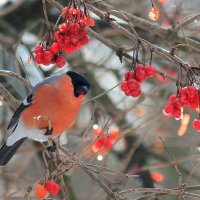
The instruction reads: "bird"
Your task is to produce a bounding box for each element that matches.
[0,71,90,166]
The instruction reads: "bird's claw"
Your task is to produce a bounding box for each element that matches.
[47,140,56,152]
[44,127,53,135]
[47,145,56,152]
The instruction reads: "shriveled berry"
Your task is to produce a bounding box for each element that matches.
[35,183,48,199]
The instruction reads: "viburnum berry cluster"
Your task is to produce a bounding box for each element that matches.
[163,85,200,131]
[120,64,156,98]
[35,180,60,199]
[91,127,119,155]
[33,1,95,68]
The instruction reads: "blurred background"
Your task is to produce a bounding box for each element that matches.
[0,0,200,199]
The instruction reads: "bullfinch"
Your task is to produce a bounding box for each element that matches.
[0,71,90,166]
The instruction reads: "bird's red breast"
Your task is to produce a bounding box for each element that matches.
[21,75,84,136]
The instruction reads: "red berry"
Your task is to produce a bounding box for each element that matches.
[124,71,134,81]
[79,20,86,29]
[193,119,200,132]
[187,86,198,95]
[70,35,79,45]
[74,23,80,33]
[33,45,43,54]
[144,65,156,78]
[163,104,173,115]
[180,88,189,104]
[65,45,76,54]
[93,138,105,150]
[35,183,48,199]
[42,60,51,66]
[79,36,89,45]
[59,23,68,33]
[173,97,185,108]
[79,27,88,35]
[130,88,141,97]
[85,17,95,26]
[125,90,131,96]
[127,79,141,90]
[45,180,59,196]
[43,51,53,62]
[105,137,113,150]
[109,128,119,141]
[188,101,198,109]
[55,56,66,68]
[171,107,182,119]
[34,53,42,64]
[50,42,60,54]
[135,64,147,82]
[120,81,127,91]
[169,94,177,103]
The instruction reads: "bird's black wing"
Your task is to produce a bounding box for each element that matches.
[7,94,33,130]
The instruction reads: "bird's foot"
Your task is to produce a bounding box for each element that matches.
[44,127,53,136]
[47,140,56,152]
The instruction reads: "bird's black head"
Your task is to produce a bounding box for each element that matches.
[67,71,90,97]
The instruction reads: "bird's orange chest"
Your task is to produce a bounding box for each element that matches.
[21,77,83,135]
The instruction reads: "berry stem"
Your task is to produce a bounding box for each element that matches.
[42,0,51,29]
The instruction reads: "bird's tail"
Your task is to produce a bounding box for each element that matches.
[0,138,27,166]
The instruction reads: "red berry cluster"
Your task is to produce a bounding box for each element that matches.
[35,180,59,199]
[91,128,119,155]
[120,64,156,97]
[33,44,65,68]
[33,4,95,68]
[163,85,200,131]
[56,6,95,54]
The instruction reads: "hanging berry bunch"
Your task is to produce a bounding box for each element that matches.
[33,0,95,68]
[163,68,200,132]
[91,126,119,155]
[121,65,156,98]
[35,179,60,199]
[120,42,156,98]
